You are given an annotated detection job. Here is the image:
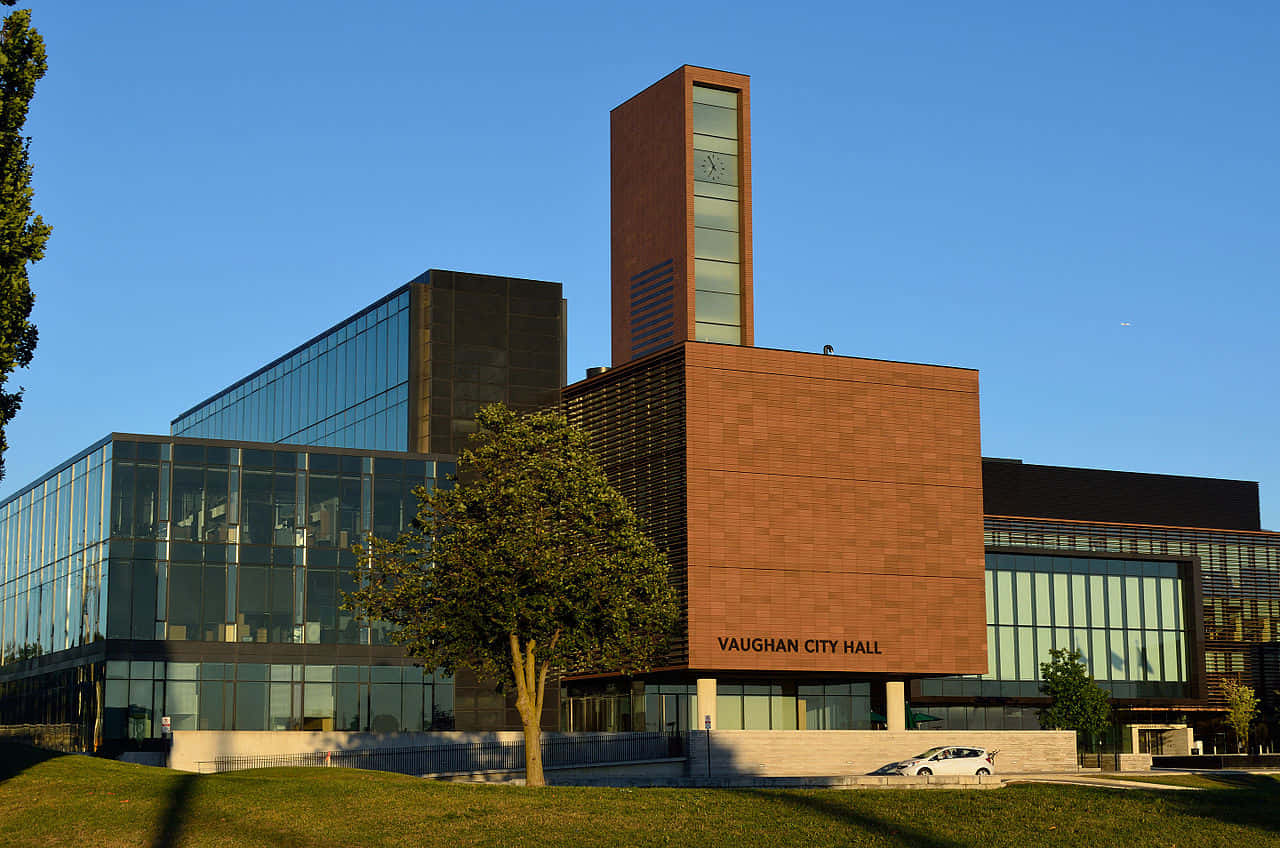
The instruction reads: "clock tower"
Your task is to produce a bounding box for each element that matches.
[610,66,753,366]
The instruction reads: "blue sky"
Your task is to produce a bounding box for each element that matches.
[3,1,1277,528]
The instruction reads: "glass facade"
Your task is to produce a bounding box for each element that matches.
[100,660,454,740]
[917,704,1043,732]
[171,289,411,451]
[100,438,447,646]
[984,516,1280,706]
[718,682,872,730]
[561,682,698,733]
[921,553,1191,703]
[0,438,111,663]
[559,680,873,732]
[691,84,742,345]
[0,435,456,741]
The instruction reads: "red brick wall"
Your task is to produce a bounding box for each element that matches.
[611,66,753,366]
[611,68,687,365]
[683,343,986,675]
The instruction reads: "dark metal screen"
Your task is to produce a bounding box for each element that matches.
[564,348,688,664]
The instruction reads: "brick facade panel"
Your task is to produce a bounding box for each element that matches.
[683,343,986,675]
[612,66,754,366]
[611,70,688,365]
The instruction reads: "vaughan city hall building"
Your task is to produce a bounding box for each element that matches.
[2,67,1277,758]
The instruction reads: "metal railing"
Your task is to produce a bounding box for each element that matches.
[199,731,687,776]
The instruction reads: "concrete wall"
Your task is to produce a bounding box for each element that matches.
[686,730,1077,776]
[170,730,530,773]
[170,728,1077,776]
[1115,754,1153,772]
[1126,724,1193,757]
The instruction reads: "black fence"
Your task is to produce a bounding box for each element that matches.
[1078,752,1121,770]
[200,731,687,776]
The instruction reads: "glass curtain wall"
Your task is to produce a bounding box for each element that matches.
[691,85,742,344]
[101,660,454,740]
[717,682,872,730]
[99,440,449,647]
[0,439,112,664]
[560,682,699,733]
[560,680,873,732]
[984,517,1280,705]
[170,289,411,451]
[2,437,455,741]
[921,553,1191,703]
[1,437,451,667]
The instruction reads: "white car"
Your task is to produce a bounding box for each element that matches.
[882,746,997,776]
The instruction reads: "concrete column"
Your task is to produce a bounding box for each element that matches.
[885,681,906,731]
[695,678,717,730]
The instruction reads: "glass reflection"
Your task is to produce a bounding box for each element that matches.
[171,296,411,451]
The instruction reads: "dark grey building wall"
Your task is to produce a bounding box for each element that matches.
[982,459,1261,531]
[418,270,565,456]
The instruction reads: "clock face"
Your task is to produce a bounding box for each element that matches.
[697,151,731,184]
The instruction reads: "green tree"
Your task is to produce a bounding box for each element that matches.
[0,4,51,482]
[1038,648,1111,749]
[347,403,678,786]
[1223,678,1259,754]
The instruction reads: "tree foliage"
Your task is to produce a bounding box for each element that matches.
[1223,678,1259,753]
[0,6,50,482]
[1038,648,1111,745]
[346,403,678,785]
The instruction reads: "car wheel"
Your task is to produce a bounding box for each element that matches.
[917,768,932,776]
[976,768,990,776]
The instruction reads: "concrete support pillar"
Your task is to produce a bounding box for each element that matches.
[695,678,717,730]
[885,680,906,731]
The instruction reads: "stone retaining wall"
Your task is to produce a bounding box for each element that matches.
[687,730,1077,776]
[168,728,1078,776]
[170,730,530,773]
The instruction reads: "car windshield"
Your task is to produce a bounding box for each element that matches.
[912,747,947,759]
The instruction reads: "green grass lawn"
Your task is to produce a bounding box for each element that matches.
[1097,772,1280,790]
[3,743,1280,848]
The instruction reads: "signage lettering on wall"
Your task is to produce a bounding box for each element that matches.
[716,636,882,655]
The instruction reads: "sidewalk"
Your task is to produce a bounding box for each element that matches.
[1008,773,1202,791]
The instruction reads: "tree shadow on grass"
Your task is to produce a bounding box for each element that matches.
[0,741,66,783]
[150,771,198,848]
[1149,773,1280,834]
[746,788,964,848]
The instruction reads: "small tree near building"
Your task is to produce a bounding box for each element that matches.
[1038,648,1111,750]
[1223,678,1259,754]
[0,6,52,483]
[346,404,678,786]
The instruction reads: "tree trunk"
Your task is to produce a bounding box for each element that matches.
[522,713,544,787]
[510,632,556,787]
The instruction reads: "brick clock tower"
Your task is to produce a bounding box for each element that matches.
[569,65,987,729]
[610,66,754,366]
